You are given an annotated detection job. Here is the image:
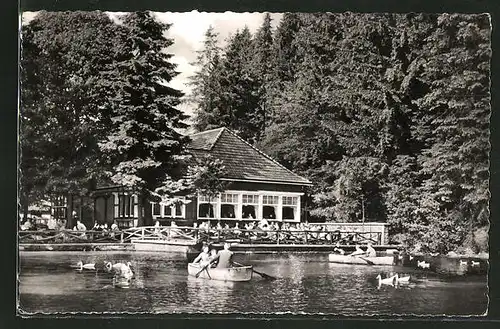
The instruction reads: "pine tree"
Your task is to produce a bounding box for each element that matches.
[99,11,189,226]
[189,26,226,132]
[251,13,274,138]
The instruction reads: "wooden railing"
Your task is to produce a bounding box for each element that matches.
[19,226,383,245]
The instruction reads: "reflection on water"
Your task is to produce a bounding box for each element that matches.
[18,251,488,315]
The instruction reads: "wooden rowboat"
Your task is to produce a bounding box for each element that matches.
[187,263,253,282]
[328,254,395,266]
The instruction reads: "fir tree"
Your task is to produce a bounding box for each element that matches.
[99,11,189,226]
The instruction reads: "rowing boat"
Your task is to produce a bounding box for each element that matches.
[328,253,395,265]
[187,263,253,282]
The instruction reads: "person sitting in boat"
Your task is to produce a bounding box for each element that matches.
[193,245,211,267]
[212,242,234,269]
[209,249,219,267]
[365,243,376,257]
[350,245,365,257]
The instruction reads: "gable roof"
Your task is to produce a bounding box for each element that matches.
[188,127,312,186]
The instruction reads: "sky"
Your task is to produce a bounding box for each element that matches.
[21,11,283,118]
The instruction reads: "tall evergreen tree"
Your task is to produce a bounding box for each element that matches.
[189,26,226,132]
[251,13,274,138]
[99,11,189,226]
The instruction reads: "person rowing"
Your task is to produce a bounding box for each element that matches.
[350,245,365,257]
[209,248,219,267]
[365,243,376,257]
[192,245,211,267]
[211,242,234,268]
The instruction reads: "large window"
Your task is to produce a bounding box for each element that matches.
[262,195,279,220]
[282,196,298,220]
[52,195,67,220]
[241,194,258,219]
[151,198,186,219]
[117,194,135,218]
[220,193,238,219]
[198,195,217,219]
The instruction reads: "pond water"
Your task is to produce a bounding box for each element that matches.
[18,251,488,316]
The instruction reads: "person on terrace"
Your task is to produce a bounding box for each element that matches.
[92,221,101,231]
[258,218,270,230]
[333,242,346,255]
[75,220,87,231]
[111,220,119,231]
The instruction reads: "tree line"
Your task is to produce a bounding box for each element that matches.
[20,11,490,253]
[189,13,491,254]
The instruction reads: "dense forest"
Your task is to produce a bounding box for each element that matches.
[20,11,190,226]
[189,13,491,254]
[20,12,490,253]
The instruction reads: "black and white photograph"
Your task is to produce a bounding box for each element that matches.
[17,10,491,316]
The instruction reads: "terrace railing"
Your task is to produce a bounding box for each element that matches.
[19,226,383,245]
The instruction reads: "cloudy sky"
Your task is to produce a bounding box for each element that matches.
[21,11,283,117]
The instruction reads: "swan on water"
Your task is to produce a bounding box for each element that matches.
[459,260,468,266]
[376,274,397,286]
[395,273,410,283]
[417,260,430,269]
[76,261,96,271]
[471,261,480,267]
[106,261,134,279]
[409,255,414,261]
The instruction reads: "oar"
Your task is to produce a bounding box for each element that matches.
[195,262,212,278]
[349,252,375,265]
[233,261,276,281]
[356,255,375,266]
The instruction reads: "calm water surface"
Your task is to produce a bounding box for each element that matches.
[18,251,488,316]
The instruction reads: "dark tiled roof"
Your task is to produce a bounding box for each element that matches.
[188,128,312,186]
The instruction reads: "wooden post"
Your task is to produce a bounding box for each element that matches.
[120,231,124,243]
[141,227,144,240]
[67,194,74,229]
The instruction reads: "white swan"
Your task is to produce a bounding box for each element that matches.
[395,273,410,283]
[471,261,480,267]
[417,260,430,269]
[106,261,134,279]
[76,261,96,271]
[459,260,468,266]
[376,274,397,286]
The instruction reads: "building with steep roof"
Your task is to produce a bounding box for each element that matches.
[147,127,312,227]
[73,127,313,228]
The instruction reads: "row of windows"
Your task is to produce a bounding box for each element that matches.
[202,194,298,205]
[198,193,300,221]
[151,201,185,219]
